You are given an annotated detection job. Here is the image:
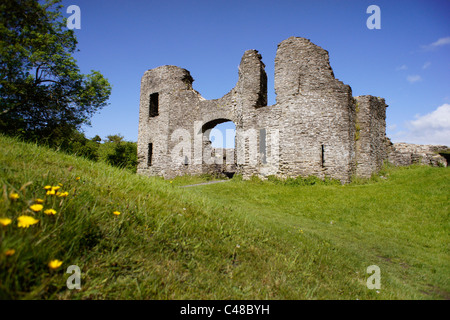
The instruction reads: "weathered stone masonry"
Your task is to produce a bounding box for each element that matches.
[137,37,447,183]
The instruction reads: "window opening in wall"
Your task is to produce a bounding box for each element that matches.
[149,92,159,117]
[148,143,153,166]
[321,144,325,168]
[260,128,267,164]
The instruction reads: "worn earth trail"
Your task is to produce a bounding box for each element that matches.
[179,180,229,188]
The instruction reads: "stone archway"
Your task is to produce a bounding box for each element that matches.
[201,118,237,177]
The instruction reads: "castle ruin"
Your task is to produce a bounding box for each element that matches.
[137,37,447,182]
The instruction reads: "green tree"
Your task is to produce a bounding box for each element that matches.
[60,129,100,161]
[97,134,137,172]
[105,134,124,144]
[106,141,137,171]
[0,0,111,142]
[91,135,102,143]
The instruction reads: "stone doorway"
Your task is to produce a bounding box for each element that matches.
[201,119,236,177]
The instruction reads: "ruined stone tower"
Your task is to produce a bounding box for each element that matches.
[137,37,389,183]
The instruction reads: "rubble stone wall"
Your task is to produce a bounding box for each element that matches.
[386,139,448,167]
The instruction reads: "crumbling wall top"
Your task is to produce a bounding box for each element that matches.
[274,37,347,103]
[141,65,194,92]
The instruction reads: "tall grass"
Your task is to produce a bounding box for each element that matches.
[0,135,448,299]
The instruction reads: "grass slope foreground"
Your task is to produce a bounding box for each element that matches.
[0,135,448,300]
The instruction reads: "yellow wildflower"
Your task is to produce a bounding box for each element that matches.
[29,204,43,212]
[44,209,57,215]
[44,185,52,190]
[35,198,44,204]
[48,259,63,270]
[0,218,12,226]
[49,186,61,194]
[17,215,39,228]
[5,249,15,257]
[9,193,20,200]
[46,189,56,196]
[113,211,121,216]
[57,191,69,198]
[75,177,80,181]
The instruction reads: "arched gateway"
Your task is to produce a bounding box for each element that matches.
[137,37,388,183]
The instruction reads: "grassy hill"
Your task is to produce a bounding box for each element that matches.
[0,135,448,299]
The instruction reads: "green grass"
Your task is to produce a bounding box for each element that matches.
[169,173,229,187]
[0,135,448,299]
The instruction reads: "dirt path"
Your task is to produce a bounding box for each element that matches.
[179,180,230,188]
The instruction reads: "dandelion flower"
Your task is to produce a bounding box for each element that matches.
[44,209,57,215]
[57,191,69,198]
[5,249,15,257]
[48,259,63,270]
[9,193,20,200]
[113,211,121,216]
[35,198,44,204]
[0,218,12,226]
[44,185,52,190]
[17,215,39,228]
[75,177,80,181]
[46,189,56,196]
[51,186,61,191]
[29,204,43,212]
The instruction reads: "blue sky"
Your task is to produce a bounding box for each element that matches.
[61,0,450,146]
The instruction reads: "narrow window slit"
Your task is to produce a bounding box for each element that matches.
[321,144,325,168]
[148,143,153,166]
[149,92,159,117]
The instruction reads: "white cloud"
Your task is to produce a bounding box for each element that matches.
[392,104,450,146]
[396,64,408,71]
[407,75,422,83]
[430,37,450,47]
[422,61,431,69]
[422,36,450,50]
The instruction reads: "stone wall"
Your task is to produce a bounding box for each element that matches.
[137,37,400,183]
[386,139,448,167]
[354,95,388,177]
[273,37,357,182]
